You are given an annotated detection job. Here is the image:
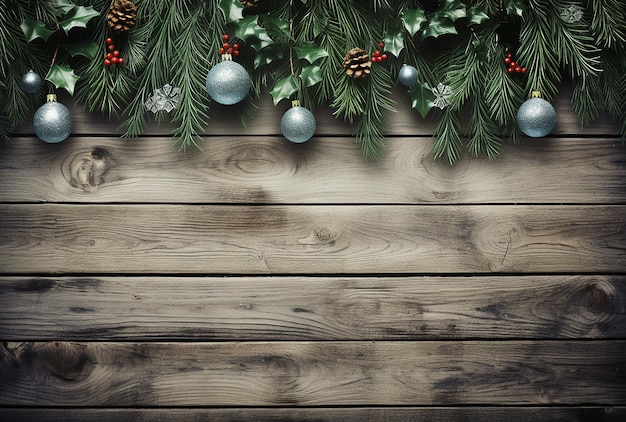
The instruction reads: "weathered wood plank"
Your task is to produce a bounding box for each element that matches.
[1,341,624,406]
[0,205,623,274]
[1,136,625,204]
[2,407,625,422]
[1,276,624,340]
[11,86,619,137]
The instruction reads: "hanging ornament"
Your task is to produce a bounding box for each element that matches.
[516,91,556,138]
[559,5,584,23]
[281,100,316,144]
[33,94,73,143]
[398,64,418,87]
[21,70,42,94]
[107,0,137,33]
[145,84,181,113]
[343,48,371,79]
[432,83,452,109]
[206,36,249,105]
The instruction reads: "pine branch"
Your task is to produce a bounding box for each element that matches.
[433,107,463,165]
[587,0,626,47]
[467,95,503,159]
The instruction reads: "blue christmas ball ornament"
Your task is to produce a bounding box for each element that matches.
[281,102,316,143]
[22,70,42,94]
[33,95,72,143]
[398,64,418,87]
[517,92,557,137]
[205,60,250,105]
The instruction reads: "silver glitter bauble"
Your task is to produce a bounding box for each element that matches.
[398,64,418,87]
[33,95,73,143]
[516,93,556,138]
[281,103,316,143]
[22,70,42,94]
[205,60,250,105]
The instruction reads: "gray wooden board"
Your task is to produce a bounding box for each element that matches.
[0,276,624,340]
[0,137,625,204]
[0,204,624,274]
[1,341,625,406]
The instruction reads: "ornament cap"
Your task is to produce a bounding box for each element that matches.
[291,100,301,108]
[531,90,541,98]
[221,53,233,61]
[46,94,58,103]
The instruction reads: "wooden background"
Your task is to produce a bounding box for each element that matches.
[1,86,625,421]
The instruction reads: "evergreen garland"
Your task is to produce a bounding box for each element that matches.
[1,0,625,164]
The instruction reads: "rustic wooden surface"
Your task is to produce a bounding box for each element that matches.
[1,87,625,420]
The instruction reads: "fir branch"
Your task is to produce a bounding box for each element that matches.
[587,0,626,47]
[353,63,395,160]
[433,108,463,165]
[169,6,213,151]
[467,95,503,159]
[518,2,561,99]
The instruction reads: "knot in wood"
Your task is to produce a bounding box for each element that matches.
[314,227,335,244]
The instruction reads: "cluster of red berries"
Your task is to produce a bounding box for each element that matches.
[104,37,124,67]
[372,42,388,63]
[219,34,240,57]
[504,52,526,74]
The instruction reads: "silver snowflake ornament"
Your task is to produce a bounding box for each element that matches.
[145,84,181,113]
[559,4,584,23]
[432,83,452,110]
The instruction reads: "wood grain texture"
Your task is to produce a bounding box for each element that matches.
[0,204,624,274]
[2,407,625,422]
[1,276,624,341]
[1,136,625,204]
[11,85,619,137]
[1,341,625,406]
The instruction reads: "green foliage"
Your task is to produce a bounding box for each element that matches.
[1,0,625,163]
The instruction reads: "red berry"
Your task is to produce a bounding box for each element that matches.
[507,52,512,58]
[106,53,113,59]
[113,50,120,57]
[510,61,516,67]
[106,37,113,45]
[233,43,239,50]
[117,57,124,65]
[381,53,387,60]
[219,48,225,54]
[507,67,514,74]
[521,67,527,73]
[227,48,233,54]
[104,59,111,66]
[108,44,115,51]
[515,66,521,73]
[223,43,230,49]
[373,50,380,57]
[379,42,384,48]
[504,57,511,64]
[233,50,240,57]
[223,34,229,41]
[111,57,119,64]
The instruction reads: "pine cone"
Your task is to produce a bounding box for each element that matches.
[343,48,371,79]
[107,0,137,33]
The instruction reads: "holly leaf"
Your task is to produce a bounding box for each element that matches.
[437,0,467,22]
[467,6,489,26]
[401,8,427,37]
[254,44,286,69]
[59,6,99,34]
[45,64,80,96]
[383,25,405,57]
[259,15,291,40]
[299,64,323,87]
[294,42,328,64]
[420,16,458,39]
[233,15,273,51]
[269,75,299,105]
[409,82,436,118]
[64,40,99,59]
[472,38,488,63]
[218,0,244,23]
[55,0,76,14]
[20,18,56,42]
